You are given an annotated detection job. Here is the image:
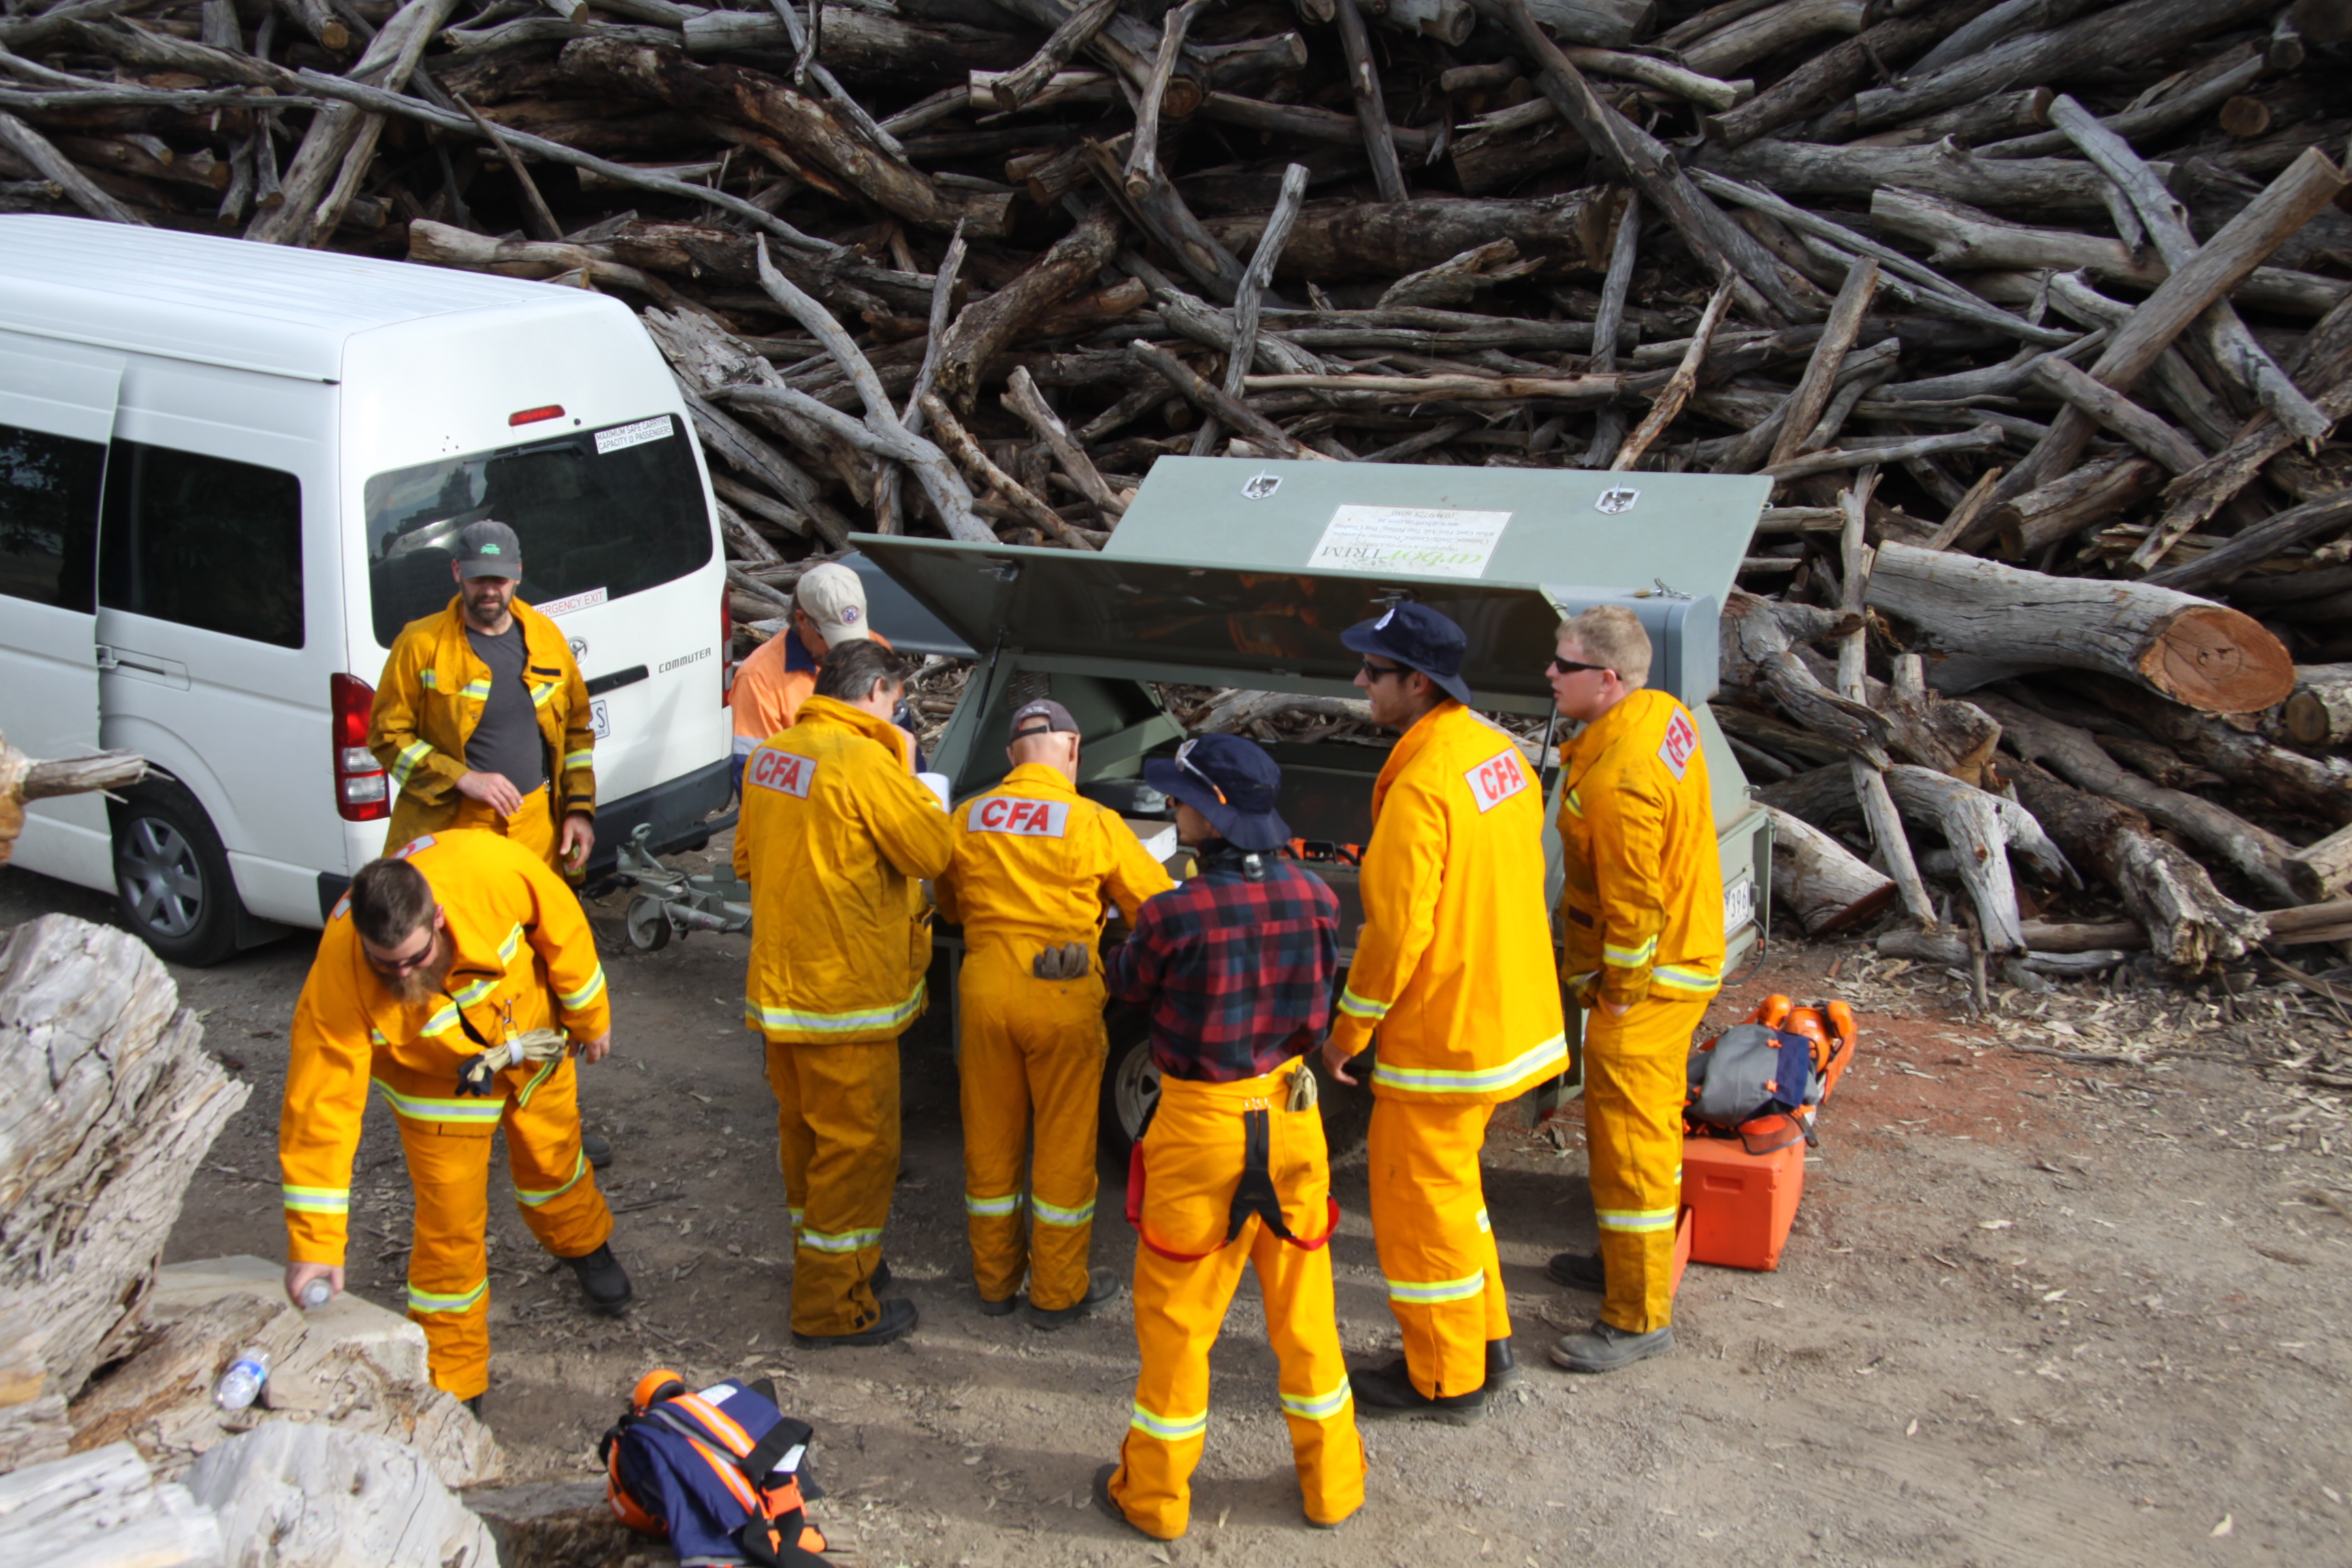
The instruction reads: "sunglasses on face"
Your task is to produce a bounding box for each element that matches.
[1548,656,1609,677]
[362,921,438,977]
[1358,657,1407,683]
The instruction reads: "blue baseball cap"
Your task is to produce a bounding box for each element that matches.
[1340,602,1474,708]
[1143,734,1290,853]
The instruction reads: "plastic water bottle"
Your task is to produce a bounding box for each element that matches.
[298,1279,333,1311]
[214,1349,269,1411]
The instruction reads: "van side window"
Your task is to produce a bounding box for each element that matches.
[0,423,105,613]
[100,440,304,649]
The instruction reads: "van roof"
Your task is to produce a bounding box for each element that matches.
[0,214,610,381]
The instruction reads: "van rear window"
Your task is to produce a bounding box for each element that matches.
[363,413,713,647]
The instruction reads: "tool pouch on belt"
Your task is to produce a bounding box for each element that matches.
[1031,942,1092,981]
[600,1371,828,1566]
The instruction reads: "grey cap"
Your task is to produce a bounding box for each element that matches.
[1009,698,1079,738]
[454,519,522,581]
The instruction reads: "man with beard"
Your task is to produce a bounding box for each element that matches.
[279,832,630,1408]
[370,519,597,879]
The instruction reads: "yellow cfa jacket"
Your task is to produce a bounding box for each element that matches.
[1328,701,1567,1103]
[932,763,1175,969]
[1557,688,1725,1009]
[734,695,955,1043]
[369,597,596,844]
[278,831,610,1266]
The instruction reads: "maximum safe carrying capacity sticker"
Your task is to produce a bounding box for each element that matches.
[595,415,673,455]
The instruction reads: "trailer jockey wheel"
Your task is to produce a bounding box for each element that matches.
[624,894,672,952]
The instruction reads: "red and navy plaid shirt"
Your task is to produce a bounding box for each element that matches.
[1105,844,1340,1083]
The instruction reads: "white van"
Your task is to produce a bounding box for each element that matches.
[0,214,734,963]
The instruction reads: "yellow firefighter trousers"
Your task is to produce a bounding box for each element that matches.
[1367,1098,1509,1400]
[1583,994,1710,1334]
[395,1058,610,1399]
[1111,1071,1365,1540]
[958,948,1106,1311]
[764,1036,899,1337]
[389,784,557,870]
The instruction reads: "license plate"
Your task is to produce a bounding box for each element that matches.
[591,699,610,740]
[1725,876,1755,932]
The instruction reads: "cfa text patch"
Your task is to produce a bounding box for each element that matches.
[1658,710,1698,779]
[968,796,1069,837]
[749,749,816,799]
[1465,748,1533,814]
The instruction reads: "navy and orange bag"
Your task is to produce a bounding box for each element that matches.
[600,1369,830,1567]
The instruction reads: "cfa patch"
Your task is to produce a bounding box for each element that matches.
[1659,710,1699,780]
[968,796,1069,837]
[747,749,817,799]
[1465,747,1533,814]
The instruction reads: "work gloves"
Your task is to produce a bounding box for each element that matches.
[1032,942,1092,981]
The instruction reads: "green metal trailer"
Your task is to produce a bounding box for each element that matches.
[857,456,1772,1149]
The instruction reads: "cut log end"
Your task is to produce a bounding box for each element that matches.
[2140,604,2298,715]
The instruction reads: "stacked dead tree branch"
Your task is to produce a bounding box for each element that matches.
[3,0,2350,979]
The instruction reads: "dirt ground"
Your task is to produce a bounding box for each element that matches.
[8,847,2352,1568]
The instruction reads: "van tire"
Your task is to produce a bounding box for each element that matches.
[111,783,242,967]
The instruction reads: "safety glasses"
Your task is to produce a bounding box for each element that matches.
[1358,657,1407,683]
[1173,738,1229,804]
[1548,655,1609,677]
[361,915,440,977]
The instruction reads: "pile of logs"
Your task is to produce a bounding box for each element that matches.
[3,0,2349,974]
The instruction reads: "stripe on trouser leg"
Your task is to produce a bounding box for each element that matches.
[1279,1377,1354,1422]
[1595,1207,1679,1233]
[1385,1271,1486,1305]
[409,1279,489,1313]
[1475,1207,1491,1234]
[800,1225,883,1253]
[1031,1194,1094,1226]
[965,1192,1021,1218]
[1130,1402,1209,1441]
[516,1150,587,1207]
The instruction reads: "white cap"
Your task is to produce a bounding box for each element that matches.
[795,561,870,647]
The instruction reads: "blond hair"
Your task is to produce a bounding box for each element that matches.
[1556,604,1652,688]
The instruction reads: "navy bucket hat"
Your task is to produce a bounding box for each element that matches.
[1143,734,1291,853]
[1340,602,1475,708]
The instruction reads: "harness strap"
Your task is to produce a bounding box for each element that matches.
[1126,1106,1340,1262]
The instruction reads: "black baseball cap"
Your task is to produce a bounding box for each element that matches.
[1009,698,1079,738]
[455,519,523,581]
[1143,734,1290,853]
[1340,602,1474,707]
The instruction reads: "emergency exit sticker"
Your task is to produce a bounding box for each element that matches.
[1465,748,1533,813]
[1309,505,1512,580]
[595,415,673,455]
[968,796,1070,838]
[749,749,816,798]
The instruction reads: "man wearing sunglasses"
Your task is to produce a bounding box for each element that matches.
[932,699,1174,1328]
[1541,603,1724,1374]
[279,831,628,1410]
[1322,603,1567,1426]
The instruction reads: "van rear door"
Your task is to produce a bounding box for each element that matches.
[0,331,120,889]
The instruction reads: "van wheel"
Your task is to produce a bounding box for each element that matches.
[112,783,240,966]
[1099,1011,1160,1164]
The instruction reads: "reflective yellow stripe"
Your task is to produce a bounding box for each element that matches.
[1565,969,1599,992]
[1653,963,1722,995]
[1597,1207,1679,1234]
[499,922,523,965]
[1563,787,1583,818]
[1386,1270,1486,1305]
[1130,1402,1209,1441]
[1370,1033,1567,1096]
[965,1192,1020,1218]
[281,1184,348,1213]
[1032,1194,1095,1227]
[517,1150,588,1208]
[421,1002,461,1039]
[459,679,491,701]
[745,979,926,1036]
[559,966,607,1011]
[408,1278,489,1314]
[531,681,558,708]
[372,1077,506,1124]
[1603,936,1658,967]
[390,739,434,788]
[1475,1207,1490,1235]
[1279,1377,1353,1422]
[798,1225,883,1254]
[418,668,439,690]
[451,977,497,1008]
[1336,987,1390,1021]
[563,749,593,771]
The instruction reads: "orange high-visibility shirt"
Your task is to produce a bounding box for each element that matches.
[1328,701,1567,1103]
[1557,688,1725,1010]
[278,830,610,1265]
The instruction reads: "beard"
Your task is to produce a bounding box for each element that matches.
[385,934,453,1007]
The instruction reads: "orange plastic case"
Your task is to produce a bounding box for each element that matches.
[1680,1134,1805,1272]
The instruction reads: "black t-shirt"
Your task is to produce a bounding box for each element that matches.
[463,621,546,791]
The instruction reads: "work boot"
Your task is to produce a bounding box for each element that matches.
[794,1298,919,1350]
[977,1290,1020,1318]
[1028,1268,1123,1331]
[463,1395,484,1418]
[1485,1336,1521,1390]
[1091,1463,1173,1541]
[581,1132,612,1169]
[1348,1358,1485,1426]
[869,1257,891,1295]
[1549,1321,1676,1374]
[1546,1251,1605,1291]
[566,1243,634,1316]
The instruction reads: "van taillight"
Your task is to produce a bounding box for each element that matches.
[510,405,564,426]
[720,578,734,705]
[332,673,391,821]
